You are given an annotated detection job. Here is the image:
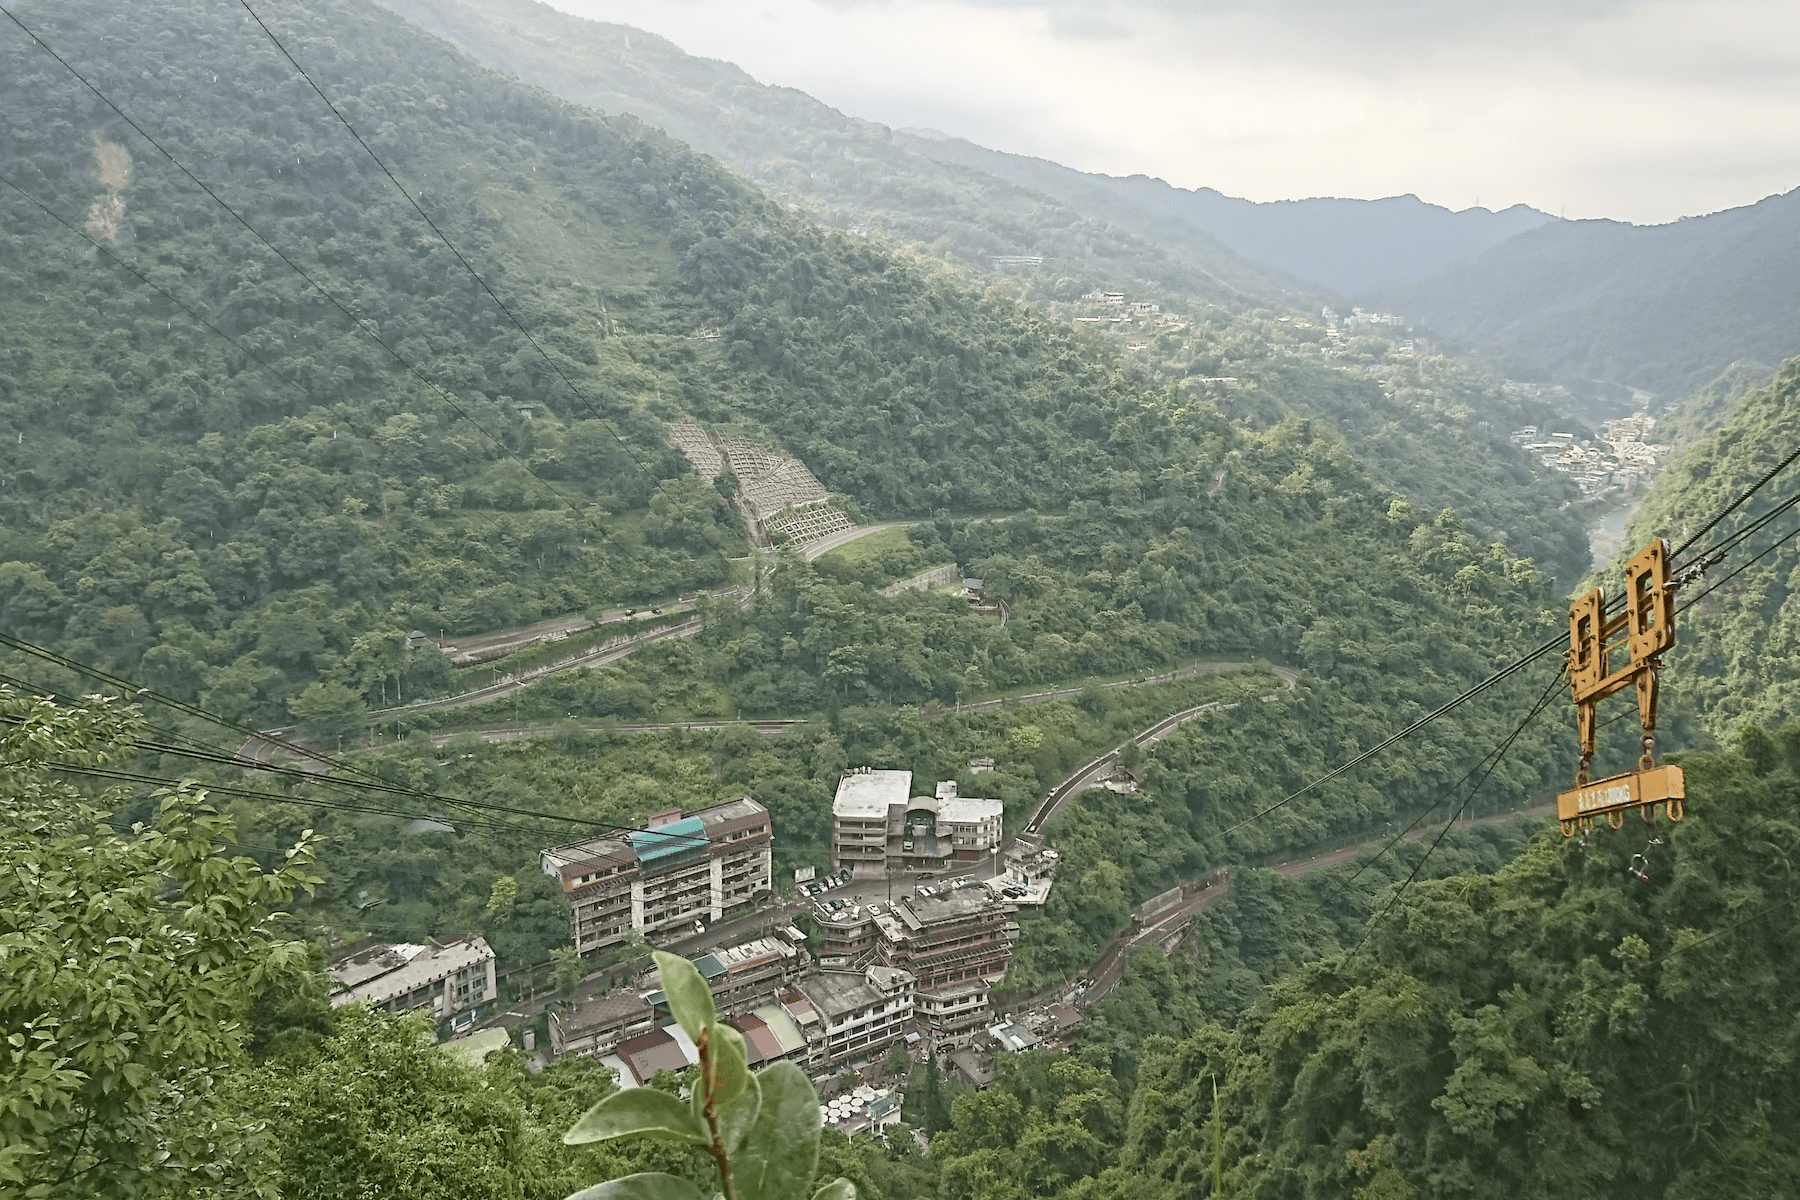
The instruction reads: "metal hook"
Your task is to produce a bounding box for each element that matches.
[1628,853,1650,882]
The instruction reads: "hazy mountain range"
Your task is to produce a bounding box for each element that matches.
[383,0,1800,409]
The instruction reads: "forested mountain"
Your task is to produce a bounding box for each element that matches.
[915,741,1800,1200]
[1377,188,1800,402]
[374,0,1594,582]
[0,0,1593,734]
[898,132,1556,297]
[14,0,1795,1194]
[0,0,1288,726]
[372,0,1321,311]
[1619,355,1800,739]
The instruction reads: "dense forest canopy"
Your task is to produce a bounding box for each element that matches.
[0,0,1589,731]
[1618,357,1800,738]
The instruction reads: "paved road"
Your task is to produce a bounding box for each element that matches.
[801,521,922,560]
[436,589,738,666]
[422,719,801,750]
[932,659,1290,722]
[236,619,721,766]
[1024,667,1299,835]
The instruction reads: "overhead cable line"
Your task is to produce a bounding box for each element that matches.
[1678,514,1800,613]
[1345,665,1567,960]
[1197,635,1565,852]
[0,642,707,846]
[1669,440,1800,564]
[237,0,674,504]
[1215,431,1800,856]
[0,3,606,532]
[1321,663,1566,910]
[21,759,528,838]
[0,172,552,559]
[0,171,316,408]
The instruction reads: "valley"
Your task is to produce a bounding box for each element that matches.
[2,1,1797,1197]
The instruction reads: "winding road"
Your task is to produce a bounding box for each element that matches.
[1024,666,1299,834]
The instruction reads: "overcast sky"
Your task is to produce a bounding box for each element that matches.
[545,0,1800,224]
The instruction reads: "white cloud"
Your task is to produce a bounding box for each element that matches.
[545,0,1800,222]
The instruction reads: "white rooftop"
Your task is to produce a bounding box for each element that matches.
[936,795,1002,824]
[834,768,912,817]
[329,936,494,1008]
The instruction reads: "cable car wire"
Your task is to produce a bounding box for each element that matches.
[1345,666,1568,959]
[0,648,708,846]
[1196,635,1565,853]
[1322,664,1566,909]
[1669,441,1800,565]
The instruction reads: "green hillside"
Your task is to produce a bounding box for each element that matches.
[1618,356,1800,738]
[1377,190,1800,404]
[373,0,1322,313]
[0,0,1270,724]
[0,0,1595,734]
[14,2,1793,1195]
[370,0,1593,584]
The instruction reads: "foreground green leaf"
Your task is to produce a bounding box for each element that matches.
[564,1088,710,1146]
[728,1062,823,1200]
[655,949,718,1042]
[565,1172,710,1200]
[710,1021,753,1110]
[810,1179,857,1200]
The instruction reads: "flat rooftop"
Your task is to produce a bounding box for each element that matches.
[328,936,493,1007]
[541,796,766,876]
[932,795,1002,824]
[895,885,1009,928]
[834,769,912,818]
[798,969,890,1018]
[712,936,800,973]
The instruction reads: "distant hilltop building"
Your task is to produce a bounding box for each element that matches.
[1508,413,1667,495]
[328,934,497,1024]
[542,797,773,955]
[831,769,1003,878]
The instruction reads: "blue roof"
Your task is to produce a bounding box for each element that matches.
[628,817,707,866]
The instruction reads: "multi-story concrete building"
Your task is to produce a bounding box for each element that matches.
[648,936,809,1018]
[542,797,773,955]
[795,965,917,1066]
[549,988,655,1060]
[831,769,1003,878]
[875,886,1014,1045]
[328,935,497,1022]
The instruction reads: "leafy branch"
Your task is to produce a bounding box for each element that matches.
[561,951,854,1200]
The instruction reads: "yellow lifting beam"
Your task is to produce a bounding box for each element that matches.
[1557,537,1685,836]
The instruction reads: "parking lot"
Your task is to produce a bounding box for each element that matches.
[798,853,1021,923]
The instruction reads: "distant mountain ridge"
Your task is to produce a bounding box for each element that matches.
[374,0,1325,310]
[1374,188,1800,400]
[897,128,1556,296]
[379,0,1800,406]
